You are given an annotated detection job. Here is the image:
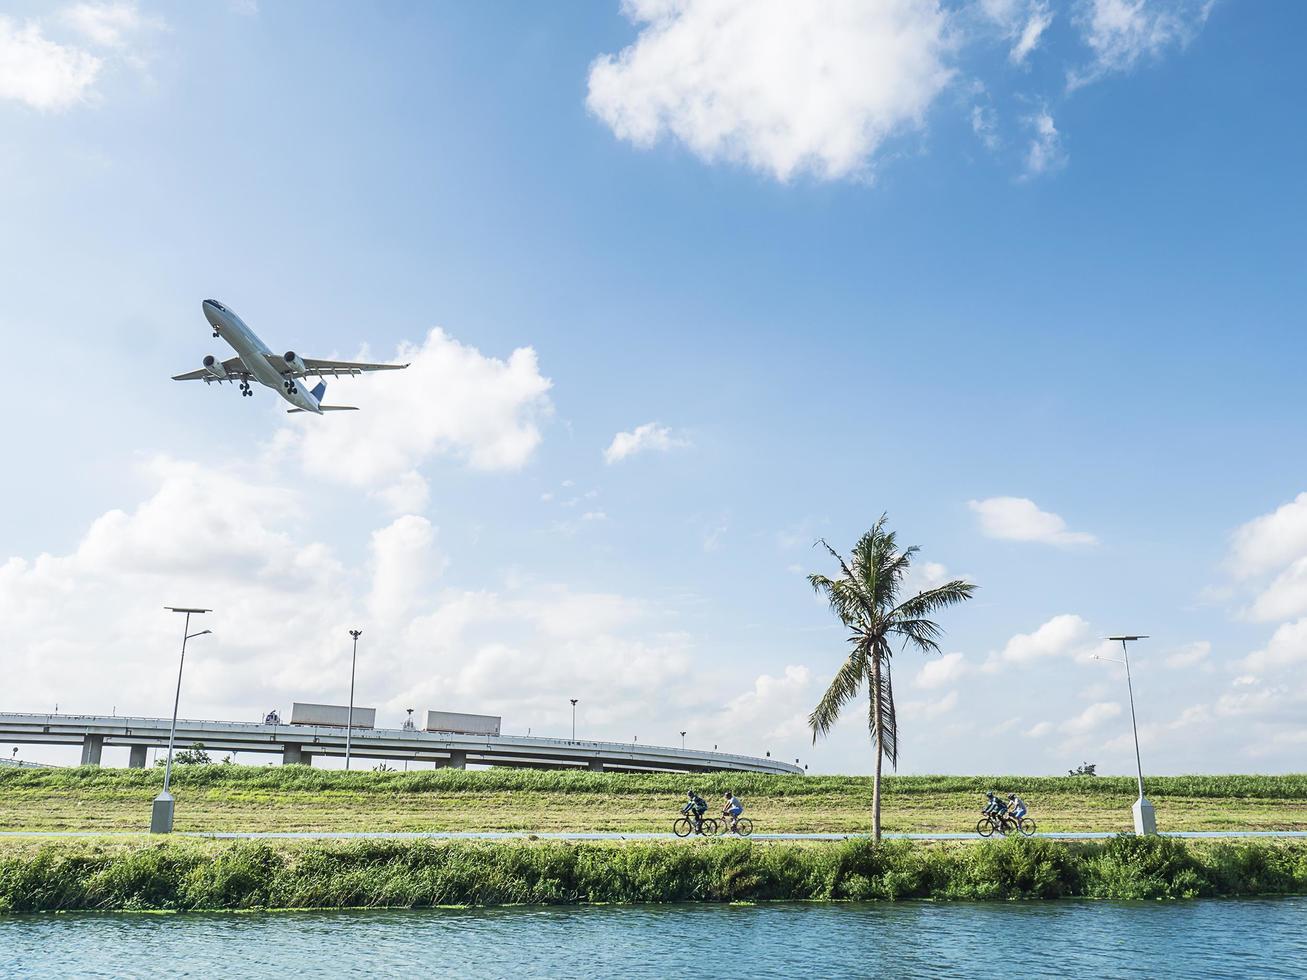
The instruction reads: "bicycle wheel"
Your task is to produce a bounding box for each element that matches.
[976,816,995,838]
[700,818,718,836]
[735,818,753,837]
[673,817,693,838]
[1018,817,1036,837]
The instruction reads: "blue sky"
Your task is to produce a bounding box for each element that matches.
[2,0,1305,775]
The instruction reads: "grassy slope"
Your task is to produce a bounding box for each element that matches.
[2,768,1306,834]
[4,835,1307,911]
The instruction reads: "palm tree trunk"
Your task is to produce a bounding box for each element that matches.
[872,740,882,842]
[871,653,883,842]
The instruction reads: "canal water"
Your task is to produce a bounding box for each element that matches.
[2,899,1303,978]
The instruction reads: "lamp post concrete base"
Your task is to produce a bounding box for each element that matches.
[151,791,175,834]
[1133,796,1156,835]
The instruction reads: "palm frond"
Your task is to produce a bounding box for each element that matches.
[809,642,867,743]
[891,580,978,621]
[868,644,898,767]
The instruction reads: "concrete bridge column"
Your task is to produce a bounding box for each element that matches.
[79,734,103,766]
[128,745,148,768]
[282,744,306,765]
[588,759,605,772]
[447,750,467,770]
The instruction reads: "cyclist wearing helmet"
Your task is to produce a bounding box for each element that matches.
[722,791,744,831]
[1007,792,1028,822]
[682,790,708,832]
[983,791,1005,820]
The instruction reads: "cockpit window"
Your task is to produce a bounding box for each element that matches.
[205,299,227,312]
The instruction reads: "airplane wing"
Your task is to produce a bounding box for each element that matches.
[171,356,249,381]
[263,354,410,379]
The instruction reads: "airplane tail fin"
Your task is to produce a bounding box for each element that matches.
[310,380,327,401]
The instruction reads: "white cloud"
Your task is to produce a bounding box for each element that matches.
[1069,0,1213,89]
[603,422,688,464]
[980,0,1053,65]
[901,689,959,721]
[0,15,101,111]
[1164,640,1210,669]
[60,2,153,49]
[586,0,954,182]
[1242,619,1307,674]
[1229,493,1307,580]
[970,103,999,150]
[1028,721,1053,737]
[968,496,1094,546]
[914,651,967,689]
[368,515,444,623]
[1246,557,1307,623]
[370,470,430,515]
[712,665,813,742]
[986,613,1092,668]
[270,328,552,501]
[1059,700,1121,735]
[1021,110,1067,178]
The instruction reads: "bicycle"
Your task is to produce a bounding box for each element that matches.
[716,816,753,837]
[975,809,1036,838]
[673,813,717,837]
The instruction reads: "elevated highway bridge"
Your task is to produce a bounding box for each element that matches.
[0,712,803,775]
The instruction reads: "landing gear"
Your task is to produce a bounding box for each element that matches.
[283,380,297,395]
[239,381,253,398]
[212,330,220,338]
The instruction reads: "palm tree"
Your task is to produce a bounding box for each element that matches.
[807,515,975,841]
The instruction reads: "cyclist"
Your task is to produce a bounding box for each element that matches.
[682,790,708,833]
[982,791,1006,824]
[722,791,744,832]
[1007,792,1028,826]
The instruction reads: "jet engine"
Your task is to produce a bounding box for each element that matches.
[283,351,307,375]
[202,354,228,379]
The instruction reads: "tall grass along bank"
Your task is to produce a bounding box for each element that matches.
[3,837,1307,912]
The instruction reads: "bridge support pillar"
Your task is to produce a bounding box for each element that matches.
[447,750,467,770]
[282,744,306,765]
[588,759,604,772]
[79,734,103,766]
[129,745,148,768]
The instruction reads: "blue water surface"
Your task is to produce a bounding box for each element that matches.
[2,899,1304,979]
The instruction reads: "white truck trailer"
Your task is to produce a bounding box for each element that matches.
[290,702,376,728]
[425,710,501,736]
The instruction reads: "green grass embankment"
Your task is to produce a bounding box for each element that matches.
[3,836,1307,912]
[3,768,1306,834]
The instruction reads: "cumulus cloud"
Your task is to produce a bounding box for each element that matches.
[986,613,1093,669]
[0,15,101,111]
[1228,493,1307,580]
[603,422,688,464]
[367,515,444,623]
[1059,700,1121,735]
[980,0,1054,65]
[915,651,968,689]
[711,665,813,743]
[968,496,1095,546]
[902,689,959,720]
[1164,640,1210,669]
[586,0,954,182]
[1246,558,1307,623]
[1069,0,1213,89]
[60,2,155,49]
[270,329,552,501]
[1021,110,1067,178]
[1241,619,1307,674]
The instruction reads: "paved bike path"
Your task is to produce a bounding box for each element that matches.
[3,830,1306,840]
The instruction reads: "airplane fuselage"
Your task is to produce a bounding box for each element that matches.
[202,299,322,414]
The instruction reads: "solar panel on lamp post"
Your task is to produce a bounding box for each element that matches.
[1096,636,1156,835]
[153,607,211,834]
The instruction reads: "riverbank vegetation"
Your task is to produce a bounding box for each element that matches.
[2,768,1305,834]
[3,836,1307,912]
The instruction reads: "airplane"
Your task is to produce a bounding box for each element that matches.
[171,299,409,414]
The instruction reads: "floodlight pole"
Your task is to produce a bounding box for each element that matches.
[681,731,687,750]
[346,630,362,771]
[153,607,211,834]
[1105,635,1155,835]
[570,699,578,741]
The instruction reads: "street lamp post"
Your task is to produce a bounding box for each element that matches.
[680,731,687,750]
[570,699,578,741]
[1098,635,1156,835]
[346,630,361,771]
[153,607,211,834]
